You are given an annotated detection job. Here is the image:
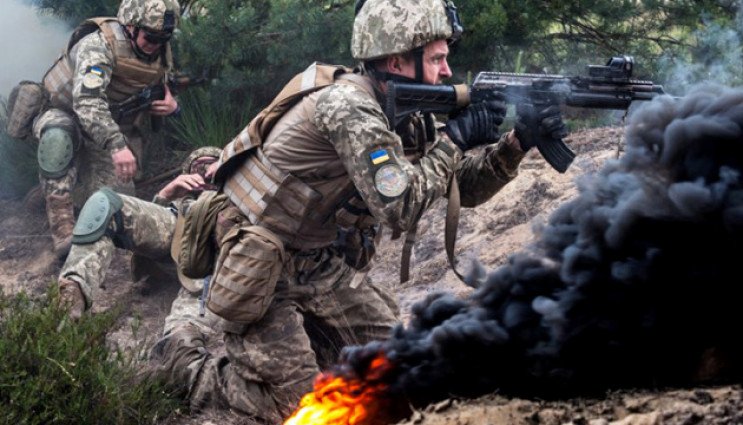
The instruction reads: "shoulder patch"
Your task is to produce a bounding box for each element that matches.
[374,164,408,198]
[82,66,105,90]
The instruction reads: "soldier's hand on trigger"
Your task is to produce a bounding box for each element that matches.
[112,147,137,182]
[513,103,568,152]
[157,173,209,201]
[443,92,507,152]
[150,83,179,116]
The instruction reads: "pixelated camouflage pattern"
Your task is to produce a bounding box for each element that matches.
[163,286,226,336]
[117,0,180,30]
[154,68,524,422]
[351,0,452,60]
[35,109,137,208]
[313,82,460,233]
[457,133,527,207]
[70,31,127,153]
[157,257,399,422]
[180,146,222,174]
[60,193,176,306]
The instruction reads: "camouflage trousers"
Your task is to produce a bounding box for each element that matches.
[33,108,141,207]
[152,252,400,424]
[59,193,175,307]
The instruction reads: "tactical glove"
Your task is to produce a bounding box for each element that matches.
[444,94,507,152]
[514,103,568,152]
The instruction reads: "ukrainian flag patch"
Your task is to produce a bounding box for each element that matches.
[89,66,104,76]
[370,149,390,165]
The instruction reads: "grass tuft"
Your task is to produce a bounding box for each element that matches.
[0,286,182,424]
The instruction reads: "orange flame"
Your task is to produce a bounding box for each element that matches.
[283,354,392,425]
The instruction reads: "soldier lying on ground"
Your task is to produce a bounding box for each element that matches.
[56,146,222,336]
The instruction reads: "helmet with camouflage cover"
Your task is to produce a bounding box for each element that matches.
[351,0,462,61]
[181,146,222,176]
[117,0,180,32]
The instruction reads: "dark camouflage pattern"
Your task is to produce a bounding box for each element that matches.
[352,0,452,60]
[117,0,180,30]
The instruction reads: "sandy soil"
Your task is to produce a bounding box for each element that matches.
[1,126,740,424]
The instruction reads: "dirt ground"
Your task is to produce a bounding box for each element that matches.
[1,126,741,424]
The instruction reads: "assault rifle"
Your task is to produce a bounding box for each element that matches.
[384,56,666,173]
[112,73,207,122]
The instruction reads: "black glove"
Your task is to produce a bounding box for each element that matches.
[514,103,568,152]
[444,94,506,151]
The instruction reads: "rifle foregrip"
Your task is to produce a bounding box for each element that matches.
[537,139,576,173]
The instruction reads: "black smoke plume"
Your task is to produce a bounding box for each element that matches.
[337,83,743,409]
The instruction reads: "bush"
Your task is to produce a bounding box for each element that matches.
[0,287,181,424]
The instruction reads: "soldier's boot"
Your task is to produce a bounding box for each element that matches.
[58,277,85,321]
[45,192,74,259]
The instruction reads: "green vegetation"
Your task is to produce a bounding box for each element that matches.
[0,287,181,424]
[169,87,252,149]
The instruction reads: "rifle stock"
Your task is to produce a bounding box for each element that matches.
[385,56,666,173]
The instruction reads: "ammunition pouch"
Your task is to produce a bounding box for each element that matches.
[6,81,46,139]
[207,224,286,329]
[72,187,123,244]
[171,191,229,280]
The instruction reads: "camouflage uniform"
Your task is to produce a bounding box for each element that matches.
[154,76,524,425]
[152,1,525,421]
[58,146,222,334]
[34,0,179,257]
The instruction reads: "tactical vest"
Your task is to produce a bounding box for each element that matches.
[42,17,171,115]
[216,63,391,251]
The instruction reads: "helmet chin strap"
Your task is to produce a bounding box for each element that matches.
[412,46,424,83]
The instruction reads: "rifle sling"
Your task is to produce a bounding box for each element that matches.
[399,173,464,283]
[445,174,465,282]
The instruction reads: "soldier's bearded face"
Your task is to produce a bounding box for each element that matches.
[395,39,453,85]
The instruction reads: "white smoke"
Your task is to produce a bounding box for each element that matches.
[0,0,71,99]
[660,2,743,96]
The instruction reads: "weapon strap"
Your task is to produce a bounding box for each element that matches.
[399,221,418,283]
[399,174,464,283]
[445,174,465,282]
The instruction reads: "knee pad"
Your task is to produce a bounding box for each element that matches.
[38,127,75,178]
[71,187,124,244]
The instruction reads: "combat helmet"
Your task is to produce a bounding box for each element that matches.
[117,0,180,33]
[351,0,463,61]
[181,146,222,177]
